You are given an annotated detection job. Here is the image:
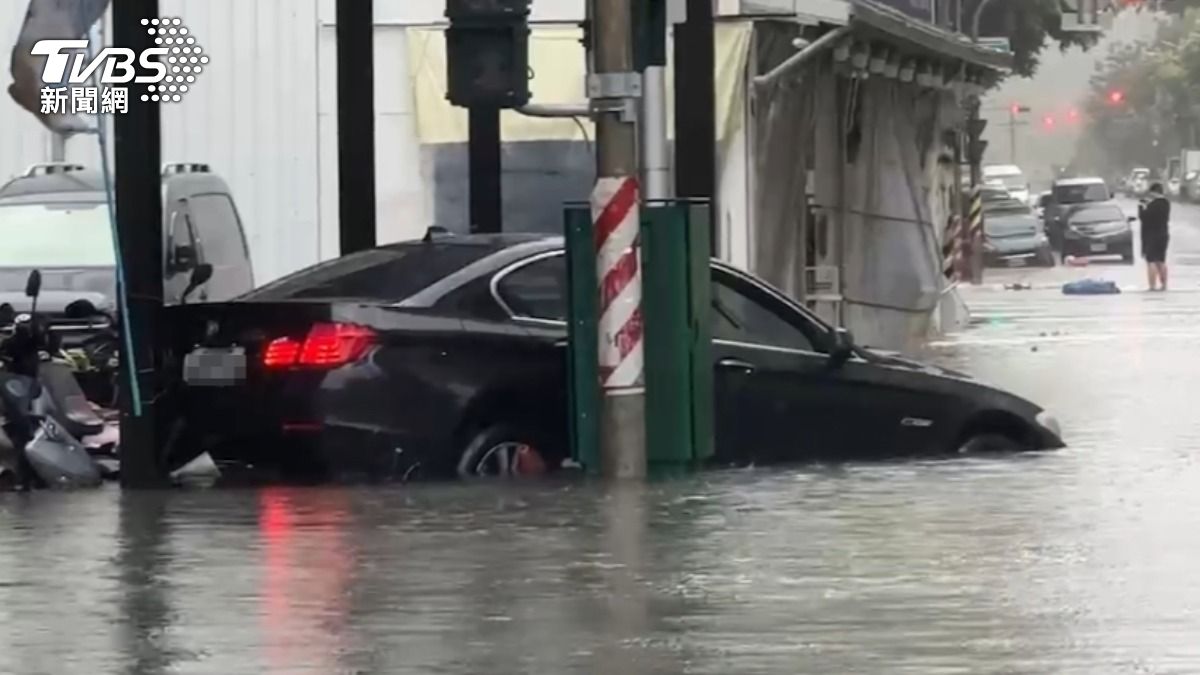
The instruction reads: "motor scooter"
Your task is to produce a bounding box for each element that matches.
[0,271,103,489]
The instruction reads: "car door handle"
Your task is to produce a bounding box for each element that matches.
[717,357,756,374]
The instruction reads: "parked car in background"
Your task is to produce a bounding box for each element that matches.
[1185,171,1200,203]
[983,164,1033,205]
[1059,202,1135,263]
[982,196,1054,267]
[1045,177,1113,251]
[1126,168,1151,197]
[0,162,254,341]
[164,233,1065,480]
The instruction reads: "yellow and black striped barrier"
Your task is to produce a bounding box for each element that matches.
[968,185,984,283]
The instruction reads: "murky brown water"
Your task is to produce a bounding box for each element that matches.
[4,202,1200,674]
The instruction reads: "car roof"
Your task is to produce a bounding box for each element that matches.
[1053,177,1107,186]
[0,165,237,205]
[0,169,105,201]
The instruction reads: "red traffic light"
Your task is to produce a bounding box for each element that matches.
[1043,114,1056,129]
[1109,90,1125,105]
[1067,108,1080,123]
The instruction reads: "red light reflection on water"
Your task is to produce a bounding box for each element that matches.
[258,488,355,673]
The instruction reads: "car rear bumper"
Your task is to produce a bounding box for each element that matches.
[175,368,446,480]
[984,237,1052,266]
[1063,229,1133,256]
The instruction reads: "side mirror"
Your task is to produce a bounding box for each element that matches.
[181,263,213,304]
[1128,216,1138,224]
[0,303,14,325]
[829,328,855,369]
[171,244,197,273]
[24,270,41,299]
[64,298,99,319]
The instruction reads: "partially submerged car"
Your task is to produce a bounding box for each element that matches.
[983,196,1054,267]
[164,233,1065,480]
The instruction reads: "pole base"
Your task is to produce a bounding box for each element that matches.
[599,387,647,480]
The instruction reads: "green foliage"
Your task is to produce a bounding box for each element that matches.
[1076,8,1200,173]
[971,0,1099,77]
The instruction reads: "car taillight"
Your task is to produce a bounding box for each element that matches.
[262,323,376,369]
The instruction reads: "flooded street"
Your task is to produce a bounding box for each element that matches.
[4,199,1200,674]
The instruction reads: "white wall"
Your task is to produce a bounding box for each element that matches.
[0,0,765,284]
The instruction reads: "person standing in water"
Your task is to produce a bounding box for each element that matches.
[1139,182,1171,291]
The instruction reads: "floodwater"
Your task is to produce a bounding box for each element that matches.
[4,199,1200,674]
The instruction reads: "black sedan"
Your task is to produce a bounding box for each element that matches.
[164,233,1065,480]
[1057,202,1135,262]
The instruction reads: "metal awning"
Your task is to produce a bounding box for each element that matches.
[849,0,1012,73]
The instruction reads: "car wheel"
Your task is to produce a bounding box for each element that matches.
[957,433,1028,455]
[457,424,551,479]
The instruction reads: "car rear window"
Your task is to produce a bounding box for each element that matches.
[244,244,494,302]
[1069,204,1124,223]
[1053,182,1110,204]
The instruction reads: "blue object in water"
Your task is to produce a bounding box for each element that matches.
[1062,279,1121,295]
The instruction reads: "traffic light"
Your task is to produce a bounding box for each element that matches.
[966,118,988,165]
[1067,108,1080,123]
[1010,103,1031,115]
[445,0,532,108]
[1043,114,1056,129]
[1108,89,1125,105]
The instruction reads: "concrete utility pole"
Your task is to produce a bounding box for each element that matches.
[590,0,646,479]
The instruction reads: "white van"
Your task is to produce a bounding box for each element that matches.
[0,162,254,311]
[983,164,1032,205]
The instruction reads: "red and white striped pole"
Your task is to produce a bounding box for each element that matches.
[590,175,646,479]
[592,176,644,388]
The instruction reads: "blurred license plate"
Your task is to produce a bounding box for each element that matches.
[184,347,246,386]
[1090,243,1107,252]
[1006,257,1028,267]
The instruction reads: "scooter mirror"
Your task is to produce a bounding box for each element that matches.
[64,299,99,320]
[0,303,13,325]
[24,270,41,299]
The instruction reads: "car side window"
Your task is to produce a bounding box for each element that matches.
[711,273,817,352]
[188,194,250,272]
[497,255,567,321]
[166,204,197,272]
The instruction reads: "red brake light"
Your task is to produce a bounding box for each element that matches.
[262,323,376,369]
[263,337,301,368]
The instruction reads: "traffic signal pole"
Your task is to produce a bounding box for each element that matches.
[590,0,646,479]
[114,0,167,489]
[336,0,377,254]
